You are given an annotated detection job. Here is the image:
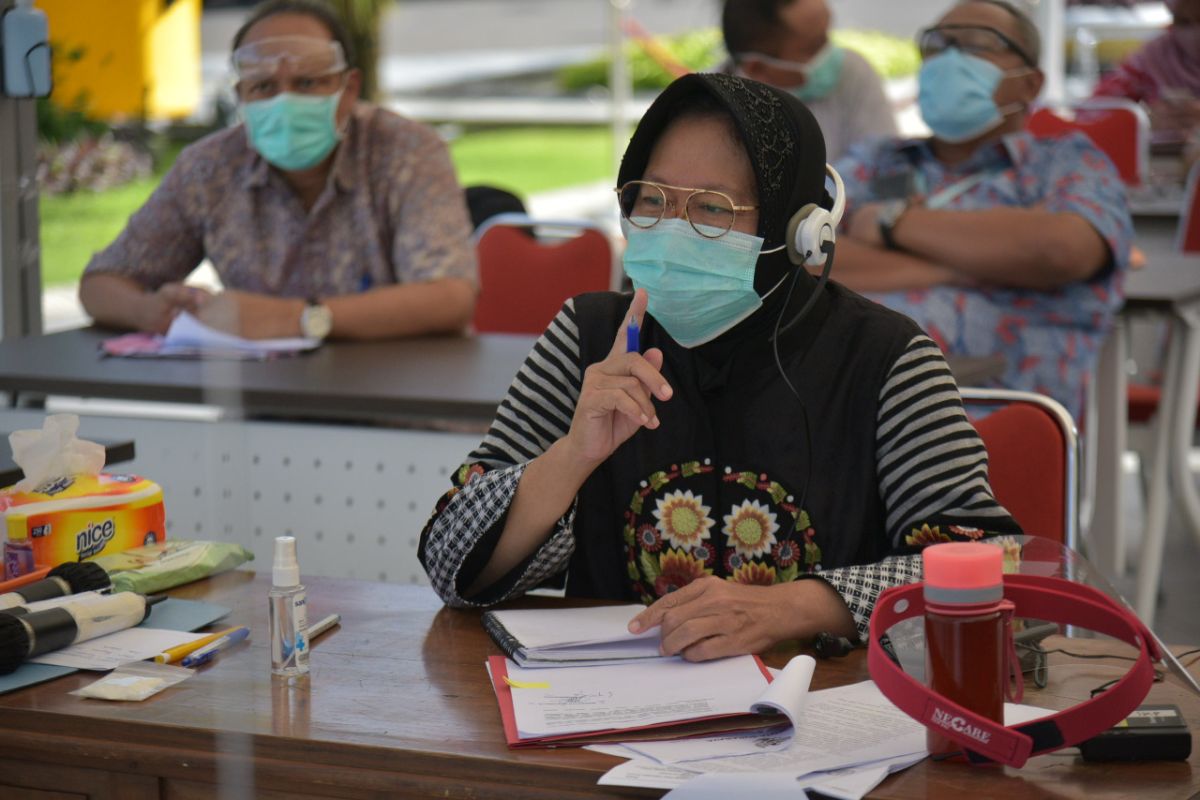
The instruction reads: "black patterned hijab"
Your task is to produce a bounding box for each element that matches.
[617,73,830,297]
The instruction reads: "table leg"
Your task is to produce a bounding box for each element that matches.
[1169,305,1200,546]
[1134,309,1197,625]
[1091,320,1127,578]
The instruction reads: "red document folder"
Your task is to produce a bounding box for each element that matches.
[487,654,783,748]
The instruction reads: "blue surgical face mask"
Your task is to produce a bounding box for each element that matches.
[793,43,845,103]
[620,217,786,348]
[242,90,343,171]
[917,49,1026,144]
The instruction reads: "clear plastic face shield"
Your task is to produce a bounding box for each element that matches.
[232,36,348,101]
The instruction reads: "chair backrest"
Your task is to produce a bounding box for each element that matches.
[1177,161,1200,254]
[473,219,614,335]
[1026,100,1149,186]
[962,388,1080,549]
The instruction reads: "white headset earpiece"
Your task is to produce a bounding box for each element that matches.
[785,164,846,268]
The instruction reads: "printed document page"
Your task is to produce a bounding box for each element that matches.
[165,312,320,355]
[506,654,772,738]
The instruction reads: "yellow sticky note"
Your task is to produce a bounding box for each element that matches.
[503,676,550,689]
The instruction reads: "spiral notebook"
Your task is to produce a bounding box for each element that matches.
[482,604,664,668]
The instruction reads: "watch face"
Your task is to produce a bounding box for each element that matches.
[878,200,907,228]
[302,305,333,339]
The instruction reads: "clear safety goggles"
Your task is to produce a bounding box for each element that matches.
[232,36,347,82]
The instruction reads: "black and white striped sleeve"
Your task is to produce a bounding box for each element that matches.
[419,300,586,607]
[818,335,1020,638]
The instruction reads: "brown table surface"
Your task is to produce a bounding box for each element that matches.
[0,571,1195,799]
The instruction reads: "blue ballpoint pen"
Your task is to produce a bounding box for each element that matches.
[180,627,251,668]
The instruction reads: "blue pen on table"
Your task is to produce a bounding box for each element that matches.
[626,315,639,354]
[180,626,251,668]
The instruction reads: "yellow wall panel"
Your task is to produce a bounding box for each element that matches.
[40,0,199,121]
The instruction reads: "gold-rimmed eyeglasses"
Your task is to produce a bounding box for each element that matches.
[615,180,758,238]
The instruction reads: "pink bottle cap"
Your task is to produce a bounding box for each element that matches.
[923,542,1003,591]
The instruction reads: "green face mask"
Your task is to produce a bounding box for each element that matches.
[243,90,343,171]
[792,44,845,103]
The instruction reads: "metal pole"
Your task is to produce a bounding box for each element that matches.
[608,0,632,178]
[1031,0,1066,105]
[0,0,44,341]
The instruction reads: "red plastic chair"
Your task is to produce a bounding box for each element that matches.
[963,388,1080,548]
[472,216,614,335]
[1027,100,1149,186]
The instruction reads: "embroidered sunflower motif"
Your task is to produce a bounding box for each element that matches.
[652,490,714,550]
[906,523,951,547]
[636,524,662,553]
[654,549,711,596]
[772,539,800,568]
[730,561,776,586]
[949,524,986,540]
[723,499,779,559]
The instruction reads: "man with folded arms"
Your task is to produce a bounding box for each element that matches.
[80,0,476,341]
[833,0,1132,421]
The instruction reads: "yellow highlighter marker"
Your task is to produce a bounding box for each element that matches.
[154,626,248,664]
[503,676,550,689]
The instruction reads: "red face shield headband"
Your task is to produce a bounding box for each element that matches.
[868,573,1162,768]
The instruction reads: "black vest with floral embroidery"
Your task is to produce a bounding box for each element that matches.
[563,287,922,603]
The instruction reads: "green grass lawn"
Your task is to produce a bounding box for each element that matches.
[38,125,614,288]
[40,174,164,287]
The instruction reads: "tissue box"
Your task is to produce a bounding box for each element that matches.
[1,473,166,566]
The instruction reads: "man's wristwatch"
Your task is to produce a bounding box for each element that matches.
[300,298,333,340]
[876,199,910,251]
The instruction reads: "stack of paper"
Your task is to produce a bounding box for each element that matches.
[101,312,320,360]
[482,604,663,668]
[591,682,1058,800]
[486,652,809,747]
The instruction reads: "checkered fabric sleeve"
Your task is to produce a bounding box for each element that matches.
[817,556,923,640]
[419,300,584,606]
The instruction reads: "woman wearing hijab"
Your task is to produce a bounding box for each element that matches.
[420,74,1020,660]
[1091,0,1200,144]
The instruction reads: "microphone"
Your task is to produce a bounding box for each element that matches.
[0,592,162,674]
[0,562,110,610]
[813,631,860,659]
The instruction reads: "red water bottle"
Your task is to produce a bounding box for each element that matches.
[923,542,1015,759]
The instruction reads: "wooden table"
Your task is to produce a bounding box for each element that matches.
[0,571,1195,799]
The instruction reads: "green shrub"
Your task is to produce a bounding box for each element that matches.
[830,29,921,81]
[556,27,919,92]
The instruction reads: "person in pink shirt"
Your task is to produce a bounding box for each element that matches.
[1092,0,1200,144]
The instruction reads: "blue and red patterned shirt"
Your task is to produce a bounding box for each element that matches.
[834,131,1133,422]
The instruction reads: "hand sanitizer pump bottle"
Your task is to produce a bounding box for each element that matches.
[268,536,309,677]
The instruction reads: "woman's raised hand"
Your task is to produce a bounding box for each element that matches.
[564,289,673,466]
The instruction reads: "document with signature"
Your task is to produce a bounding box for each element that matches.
[487,652,816,748]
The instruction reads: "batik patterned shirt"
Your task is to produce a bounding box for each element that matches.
[834,131,1133,422]
[84,103,476,298]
